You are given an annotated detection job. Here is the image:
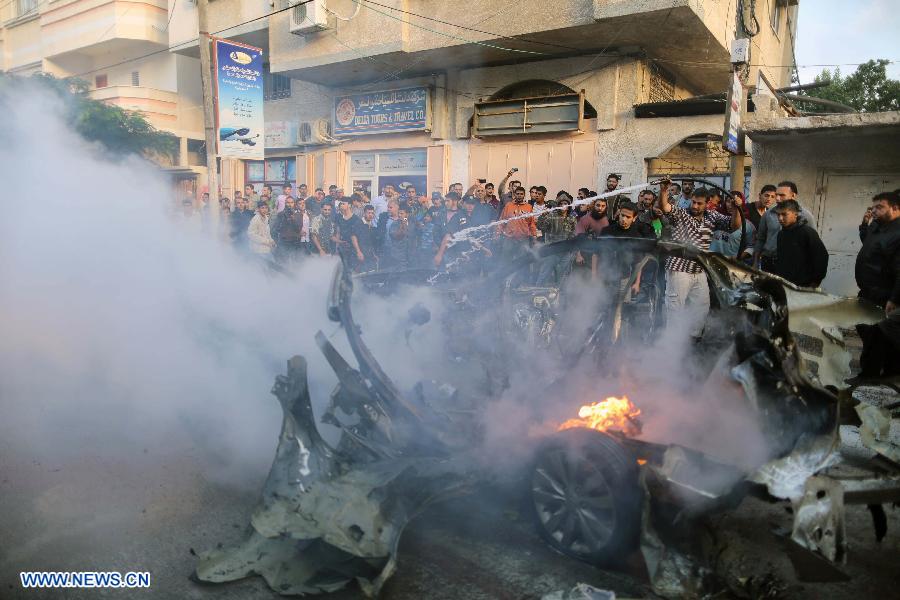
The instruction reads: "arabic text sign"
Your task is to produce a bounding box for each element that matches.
[215,38,264,159]
[723,70,744,154]
[265,121,297,148]
[333,87,429,136]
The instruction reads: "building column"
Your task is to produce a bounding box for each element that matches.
[178,137,189,167]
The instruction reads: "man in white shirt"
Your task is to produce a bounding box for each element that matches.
[276,183,295,214]
[248,201,275,254]
[371,183,395,218]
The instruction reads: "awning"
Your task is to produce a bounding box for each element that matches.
[635,97,757,118]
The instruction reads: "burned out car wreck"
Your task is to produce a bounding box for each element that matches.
[193,237,900,598]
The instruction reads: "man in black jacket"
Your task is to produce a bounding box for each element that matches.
[600,201,656,296]
[857,191,900,309]
[771,200,829,287]
[273,197,310,263]
[375,198,401,264]
[230,196,255,250]
[855,191,900,377]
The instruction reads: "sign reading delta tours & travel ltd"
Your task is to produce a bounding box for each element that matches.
[333,87,430,136]
[214,38,264,159]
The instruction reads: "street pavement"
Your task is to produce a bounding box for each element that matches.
[3,396,897,600]
[0,429,648,600]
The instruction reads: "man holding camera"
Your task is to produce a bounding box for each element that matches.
[855,191,900,377]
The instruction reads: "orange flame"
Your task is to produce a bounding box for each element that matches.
[558,395,641,436]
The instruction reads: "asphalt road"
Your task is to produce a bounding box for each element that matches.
[2,399,897,600]
[0,431,648,600]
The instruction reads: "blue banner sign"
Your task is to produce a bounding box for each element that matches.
[215,38,264,159]
[333,87,429,136]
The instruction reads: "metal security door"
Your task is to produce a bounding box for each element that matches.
[818,171,900,296]
[468,140,596,193]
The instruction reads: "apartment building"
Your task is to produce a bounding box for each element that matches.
[3,1,797,199]
[166,0,795,199]
[1,0,206,192]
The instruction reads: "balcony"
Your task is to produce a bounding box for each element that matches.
[39,0,169,59]
[167,0,270,59]
[89,83,204,137]
[90,84,178,123]
[268,0,735,93]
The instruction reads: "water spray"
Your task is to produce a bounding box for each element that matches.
[431,180,668,279]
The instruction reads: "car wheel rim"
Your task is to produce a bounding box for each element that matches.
[532,446,617,556]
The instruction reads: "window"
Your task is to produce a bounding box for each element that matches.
[131,71,140,87]
[263,65,292,101]
[245,158,297,197]
[95,74,108,89]
[490,79,598,118]
[264,158,287,182]
[16,0,38,17]
[350,150,427,200]
[769,0,782,36]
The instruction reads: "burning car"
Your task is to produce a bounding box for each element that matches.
[193,235,900,598]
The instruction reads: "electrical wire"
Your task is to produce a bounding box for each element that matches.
[650,57,895,69]
[327,30,400,75]
[567,5,675,91]
[340,0,598,95]
[9,0,894,129]
[469,0,519,27]
[7,0,896,84]
[68,0,317,80]
[10,0,891,95]
[0,0,47,21]
[784,10,800,85]
[95,5,135,51]
[62,0,566,91]
[355,0,586,54]
[323,0,361,22]
[350,0,545,56]
[159,0,179,33]
[738,0,760,37]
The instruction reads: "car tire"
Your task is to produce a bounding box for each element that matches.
[529,428,642,565]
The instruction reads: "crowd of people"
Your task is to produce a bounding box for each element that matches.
[216,172,664,276]
[191,170,898,359]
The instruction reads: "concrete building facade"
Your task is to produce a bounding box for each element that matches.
[745,110,900,297]
[3,1,799,200]
[1,0,206,189]
[165,0,798,199]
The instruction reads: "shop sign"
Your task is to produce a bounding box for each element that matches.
[265,121,297,148]
[723,70,745,154]
[350,154,376,173]
[379,151,427,172]
[333,87,429,136]
[214,38,265,159]
[378,174,426,197]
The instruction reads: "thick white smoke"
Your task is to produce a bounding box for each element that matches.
[0,82,771,546]
[0,84,340,479]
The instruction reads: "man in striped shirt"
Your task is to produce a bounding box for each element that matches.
[659,181,743,338]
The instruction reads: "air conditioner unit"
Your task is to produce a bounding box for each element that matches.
[289,0,329,35]
[297,119,333,144]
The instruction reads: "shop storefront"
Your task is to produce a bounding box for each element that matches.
[244,157,297,196]
[348,149,427,198]
[335,87,432,197]
[248,85,448,198]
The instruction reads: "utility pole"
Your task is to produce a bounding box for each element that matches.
[198,0,219,210]
[728,86,747,195]
[727,36,750,196]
